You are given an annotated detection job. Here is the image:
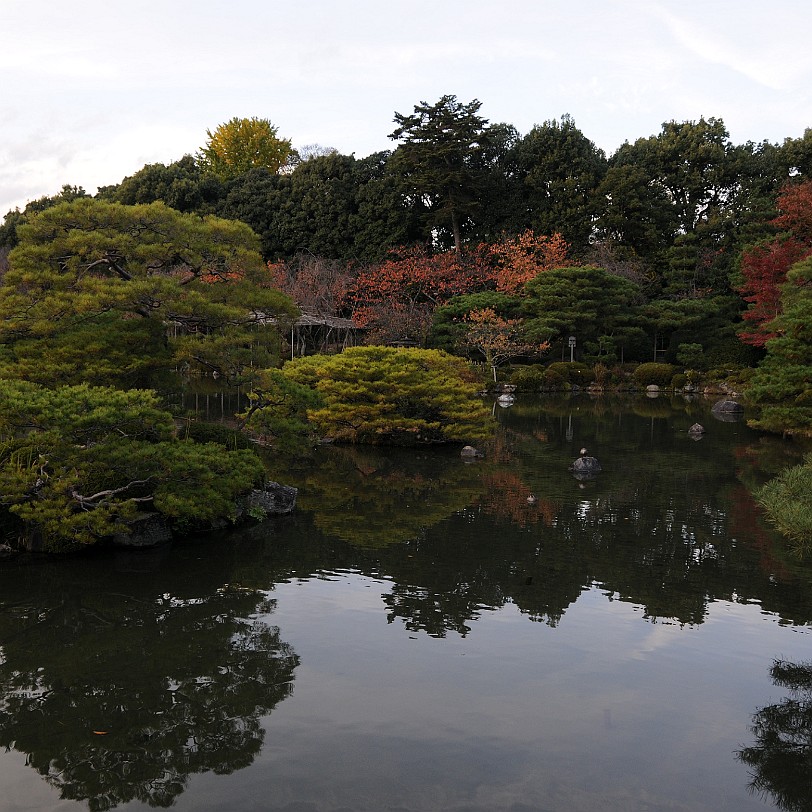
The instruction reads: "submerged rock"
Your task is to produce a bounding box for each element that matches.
[112,513,173,548]
[238,481,298,518]
[711,400,745,422]
[569,449,602,479]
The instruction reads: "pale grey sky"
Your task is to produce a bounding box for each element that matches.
[2,0,810,215]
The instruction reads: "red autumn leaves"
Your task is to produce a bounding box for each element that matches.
[737,181,812,346]
[267,230,571,344]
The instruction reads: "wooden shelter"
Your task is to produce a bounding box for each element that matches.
[286,311,363,358]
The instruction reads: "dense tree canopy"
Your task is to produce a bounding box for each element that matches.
[0,184,89,249]
[390,95,494,251]
[511,115,607,250]
[2,97,811,439]
[99,155,223,213]
[522,266,645,362]
[0,198,296,387]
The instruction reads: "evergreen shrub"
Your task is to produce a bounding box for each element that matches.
[510,365,547,392]
[546,362,593,386]
[632,362,677,387]
[758,457,812,548]
[542,368,566,389]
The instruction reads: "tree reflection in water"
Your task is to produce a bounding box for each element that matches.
[0,559,298,810]
[2,395,812,810]
[738,660,812,812]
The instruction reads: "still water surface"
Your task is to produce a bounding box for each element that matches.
[2,395,812,812]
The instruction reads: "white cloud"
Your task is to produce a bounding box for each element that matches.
[2,0,812,214]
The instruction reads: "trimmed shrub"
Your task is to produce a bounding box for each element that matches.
[671,373,688,390]
[633,362,677,388]
[547,362,593,386]
[542,368,566,389]
[510,364,547,392]
[758,457,812,548]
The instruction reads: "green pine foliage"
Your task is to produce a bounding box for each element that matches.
[277,347,492,445]
[240,368,325,454]
[0,381,265,550]
[747,257,812,434]
[758,456,812,549]
[522,266,645,361]
[0,200,297,550]
[0,198,297,388]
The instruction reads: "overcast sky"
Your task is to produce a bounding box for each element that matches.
[2,0,811,215]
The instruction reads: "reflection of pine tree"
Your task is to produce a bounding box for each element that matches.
[0,581,298,810]
[296,444,485,548]
[738,660,812,811]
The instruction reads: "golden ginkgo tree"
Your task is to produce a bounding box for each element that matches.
[198,116,297,178]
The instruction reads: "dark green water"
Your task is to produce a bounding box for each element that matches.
[2,395,812,812]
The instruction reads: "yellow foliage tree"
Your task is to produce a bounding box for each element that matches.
[198,117,296,178]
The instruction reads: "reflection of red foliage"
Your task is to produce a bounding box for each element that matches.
[727,483,791,580]
[476,470,559,528]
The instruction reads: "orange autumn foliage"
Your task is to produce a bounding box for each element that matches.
[463,307,549,380]
[263,230,571,344]
[349,245,491,343]
[476,470,560,528]
[487,230,571,293]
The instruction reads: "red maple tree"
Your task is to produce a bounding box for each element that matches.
[486,230,571,293]
[773,180,812,243]
[737,181,812,346]
[349,245,491,344]
[737,237,811,345]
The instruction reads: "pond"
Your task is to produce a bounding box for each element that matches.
[2,395,812,812]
